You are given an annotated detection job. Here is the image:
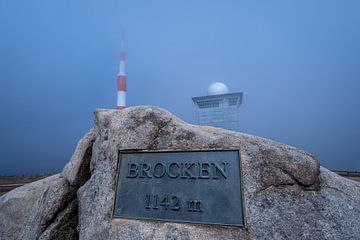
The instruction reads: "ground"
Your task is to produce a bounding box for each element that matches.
[0,175,50,196]
[334,171,360,183]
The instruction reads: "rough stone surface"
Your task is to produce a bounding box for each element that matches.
[0,126,95,240]
[62,128,96,187]
[38,199,79,240]
[1,106,360,240]
[14,129,96,240]
[19,174,75,240]
[0,176,51,239]
[77,107,359,240]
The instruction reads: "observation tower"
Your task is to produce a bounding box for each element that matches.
[192,82,243,131]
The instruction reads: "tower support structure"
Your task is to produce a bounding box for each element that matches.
[117,37,127,110]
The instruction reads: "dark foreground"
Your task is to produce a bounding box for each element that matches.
[0,175,50,196]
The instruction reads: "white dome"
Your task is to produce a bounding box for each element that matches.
[207,82,229,95]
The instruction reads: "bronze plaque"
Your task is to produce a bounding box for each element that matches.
[113,150,244,226]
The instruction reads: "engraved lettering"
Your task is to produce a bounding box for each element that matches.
[168,162,180,178]
[145,194,181,211]
[115,151,243,226]
[145,194,151,209]
[187,200,203,212]
[126,161,230,179]
[160,195,170,209]
[199,163,211,179]
[171,196,180,210]
[180,163,196,179]
[139,163,152,178]
[153,194,159,209]
[153,163,166,178]
[126,163,139,178]
[212,162,229,179]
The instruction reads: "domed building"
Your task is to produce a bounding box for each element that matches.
[207,82,229,95]
[192,82,243,131]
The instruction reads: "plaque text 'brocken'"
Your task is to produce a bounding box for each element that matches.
[126,162,229,179]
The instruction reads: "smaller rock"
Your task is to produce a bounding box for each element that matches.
[0,175,54,240]
[38,199,79,240]
[19,174,75,240]
[61,128,96,187]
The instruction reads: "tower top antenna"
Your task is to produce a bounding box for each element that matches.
[121,29,125,50]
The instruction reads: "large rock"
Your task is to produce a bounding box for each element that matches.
[19,174,77,240]
[1,106,359,239]
[0,175,53,239]
[0,127,96,240]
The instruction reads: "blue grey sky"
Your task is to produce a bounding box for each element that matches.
[0,0,359,175]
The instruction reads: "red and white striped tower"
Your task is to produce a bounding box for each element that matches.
[117,35,126,110]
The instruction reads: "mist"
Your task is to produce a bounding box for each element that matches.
[0,0,359,174]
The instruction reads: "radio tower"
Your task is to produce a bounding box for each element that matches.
[117,31,126,110]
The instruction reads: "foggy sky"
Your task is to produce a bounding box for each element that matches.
[0,0,359,175]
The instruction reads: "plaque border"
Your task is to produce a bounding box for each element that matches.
[112,149,246,228]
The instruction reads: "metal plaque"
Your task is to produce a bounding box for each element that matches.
[113,150,244,227]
